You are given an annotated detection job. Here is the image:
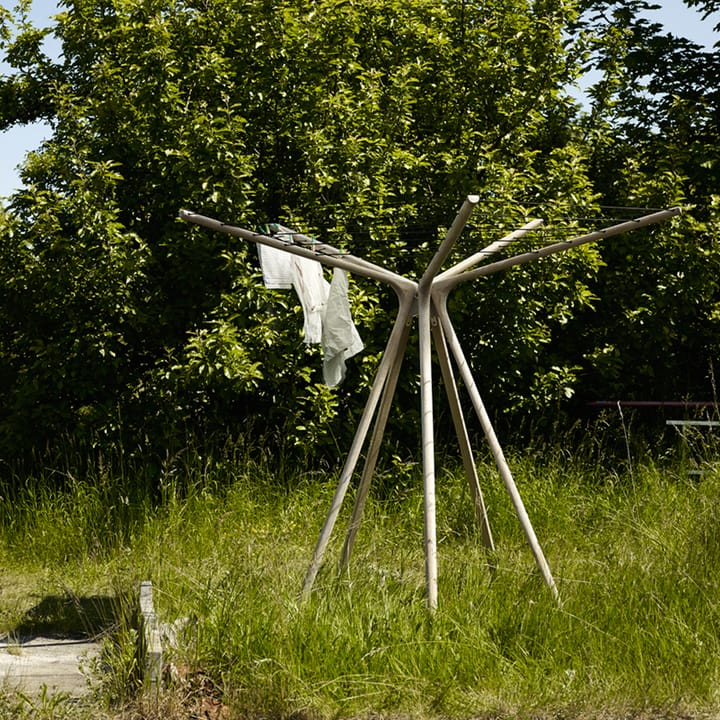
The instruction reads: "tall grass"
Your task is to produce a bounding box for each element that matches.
[1,438,719,718]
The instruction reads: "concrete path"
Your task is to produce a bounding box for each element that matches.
[0,635,101,696]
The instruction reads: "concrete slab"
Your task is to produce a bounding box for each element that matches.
[0,636,101,696]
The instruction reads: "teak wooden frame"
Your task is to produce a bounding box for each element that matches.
[181,198,681,609]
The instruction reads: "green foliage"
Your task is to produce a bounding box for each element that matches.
[0,0,609,461]
[1,0,718,463]
[0,0,59,129]
[571,0,720,405]
[0,163,152,448]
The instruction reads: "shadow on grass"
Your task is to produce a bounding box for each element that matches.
[8,592,126,641]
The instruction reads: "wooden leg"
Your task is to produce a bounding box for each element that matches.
[436,302,559,600]
[302,292,416,597]
[339,318,413,569]
[430,314,495,554]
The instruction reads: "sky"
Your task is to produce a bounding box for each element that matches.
[1,0,719,200]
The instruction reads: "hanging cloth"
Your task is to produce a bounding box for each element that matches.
[257,243,294,289]
[291,256,330,344]
[256,225,363,385]
[322,268,364,387]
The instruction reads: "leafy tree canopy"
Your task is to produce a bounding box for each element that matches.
[0,0,717,466]
[569,0,720,407]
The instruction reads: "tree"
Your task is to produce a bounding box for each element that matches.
[685,0,720,20]
[568,0,720,409]
[0,0,59,128]
[0,0,608,462]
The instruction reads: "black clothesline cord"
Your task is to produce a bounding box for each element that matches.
[321,220,661,248]
[246,206,672,256]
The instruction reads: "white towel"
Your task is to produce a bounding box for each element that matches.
[257,244,294,289]
[291,257,330,344]
[322,268,364,387]
[256,234,364,384]
[258,243,329,342]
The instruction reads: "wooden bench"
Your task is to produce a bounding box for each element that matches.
[666,420,720,428]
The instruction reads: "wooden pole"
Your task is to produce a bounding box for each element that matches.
[417,288,438,608]
[179,210,412,289]
[339,315,413,569]
[435,219,544,281]
[302,287,416,596]
[435,298,559,600]
[416,195,480,609]
[434,207,682,294]
[430,316,494,553]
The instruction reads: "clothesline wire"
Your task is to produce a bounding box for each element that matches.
[249,212,669,257]
[320,215,662,233]
[249,227,664,257]
[330,213,656,227]
[247,235,633,262]
[331,223,651,240]
[303,200,665,213]
[251,207,665,240]
[319,221,662,247]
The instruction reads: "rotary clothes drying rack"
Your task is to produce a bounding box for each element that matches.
[180,197,681,609]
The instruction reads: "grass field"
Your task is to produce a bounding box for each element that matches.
[1,434,719,719]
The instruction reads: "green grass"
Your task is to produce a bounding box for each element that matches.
[1,441,720,719]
